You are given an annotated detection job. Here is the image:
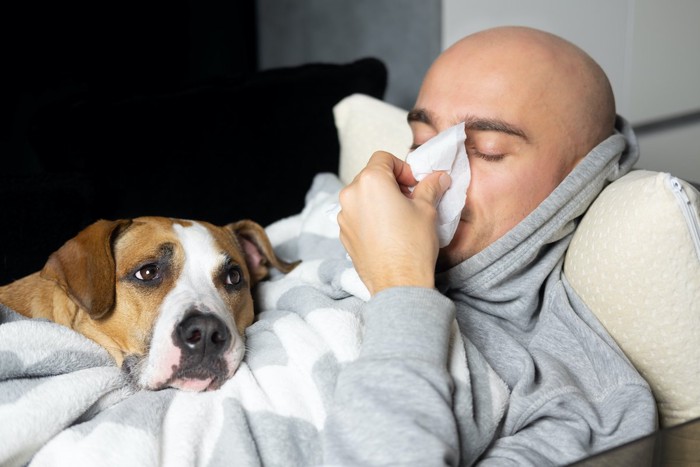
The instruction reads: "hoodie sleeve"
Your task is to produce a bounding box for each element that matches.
[475,382,657,466]
[321,286,461,466]
[473,280,659,466]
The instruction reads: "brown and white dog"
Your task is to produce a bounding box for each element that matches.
[0,216,298,392]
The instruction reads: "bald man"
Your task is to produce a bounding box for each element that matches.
[327,26,658,465]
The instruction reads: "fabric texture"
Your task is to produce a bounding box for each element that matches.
[0,173,510,466]
[565,169,700,428]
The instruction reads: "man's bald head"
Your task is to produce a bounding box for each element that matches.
[419,25,616,160]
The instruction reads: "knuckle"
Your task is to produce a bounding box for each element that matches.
[338,186,350,205]
[418,200,439,222]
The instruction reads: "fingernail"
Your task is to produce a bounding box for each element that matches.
[439,172,451,190]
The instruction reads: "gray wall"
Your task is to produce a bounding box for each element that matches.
[256,0,441,109]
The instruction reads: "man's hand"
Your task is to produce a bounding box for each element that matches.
[337,151,451,296]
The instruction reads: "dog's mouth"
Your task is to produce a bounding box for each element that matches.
[166,357,230,391]
[122,352,234,392]
[166,365,228,392]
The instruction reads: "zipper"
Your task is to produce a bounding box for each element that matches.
[666,174,700,261]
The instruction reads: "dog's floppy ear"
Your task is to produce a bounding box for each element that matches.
[226,220,300,284]
[40,219,133,319]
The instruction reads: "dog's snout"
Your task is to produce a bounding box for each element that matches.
[176,313,230,357]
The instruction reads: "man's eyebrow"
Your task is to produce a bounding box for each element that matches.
[408,108,528,141]
[407,108,430,125]
[463,118,528,141]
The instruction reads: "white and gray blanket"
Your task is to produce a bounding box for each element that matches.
[0,173,509,467]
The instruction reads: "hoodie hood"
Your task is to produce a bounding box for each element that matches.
[437,115,639,325]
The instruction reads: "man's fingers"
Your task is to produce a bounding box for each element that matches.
[412,171,451,207]
[366,151,417,187]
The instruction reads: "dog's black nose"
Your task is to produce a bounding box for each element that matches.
[176,313,230,357]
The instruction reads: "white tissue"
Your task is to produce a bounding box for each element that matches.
[405,122,470,247]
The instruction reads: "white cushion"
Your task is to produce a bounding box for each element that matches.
[333,93,700,429]
[564,170,700,428]
[333,93,412,184]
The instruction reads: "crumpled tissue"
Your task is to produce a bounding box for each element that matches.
[405,122,470,247]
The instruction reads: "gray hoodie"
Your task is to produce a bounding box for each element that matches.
[322,116,659,466]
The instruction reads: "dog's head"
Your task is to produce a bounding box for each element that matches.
[40,216,298,392]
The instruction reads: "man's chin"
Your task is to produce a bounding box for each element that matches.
[438,222,476,271]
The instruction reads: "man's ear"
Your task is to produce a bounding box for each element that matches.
[40,219,132,319]
[226,220,300,284]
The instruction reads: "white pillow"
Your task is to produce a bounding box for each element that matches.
[333,93,700,429]
[564,170,700,428]
[333,93,412,184]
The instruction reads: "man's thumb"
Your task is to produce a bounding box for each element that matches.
[413,171,451,207]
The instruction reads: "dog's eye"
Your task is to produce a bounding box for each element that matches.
[135,264,160,281]
[225,267,242,286]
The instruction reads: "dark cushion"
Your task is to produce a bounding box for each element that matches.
[0,173,92,283]
[31,58,387,224]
